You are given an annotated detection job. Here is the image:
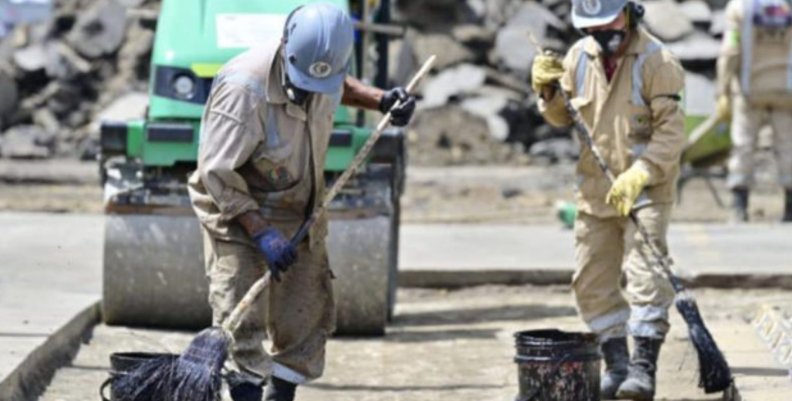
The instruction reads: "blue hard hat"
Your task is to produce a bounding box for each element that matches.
[283,3,354,95]
[571,0,628,29]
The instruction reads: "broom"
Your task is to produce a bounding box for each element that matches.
[114,55,437,401]
[526,36,732,393]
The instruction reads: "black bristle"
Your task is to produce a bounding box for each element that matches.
[113,354,177,401]
[675,292,733,393]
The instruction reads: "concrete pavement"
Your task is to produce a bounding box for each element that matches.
[0,213,102,401]
[2,212,792,399]
[400,223,792,288]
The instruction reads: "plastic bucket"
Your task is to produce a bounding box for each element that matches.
[100,352,178,401]
[514,329,601,401]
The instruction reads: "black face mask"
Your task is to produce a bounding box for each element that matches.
[590,29,627,56]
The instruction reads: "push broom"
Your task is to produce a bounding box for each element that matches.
[527,35,732,394]
[113,55,437,401]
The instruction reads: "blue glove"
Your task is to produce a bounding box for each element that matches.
[254,228,297,282]
[379,87,416,127]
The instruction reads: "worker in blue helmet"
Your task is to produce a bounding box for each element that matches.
[188,3,416,401]
[532,0,687,399]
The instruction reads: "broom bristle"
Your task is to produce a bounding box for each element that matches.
[113,354,177,401]
[675,292,733,393]
[171,327,231,401]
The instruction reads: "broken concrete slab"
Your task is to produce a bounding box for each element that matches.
[667,31,722,61]
[685,72,717,116]
[461,96,510,141]
[643,0,695,42]
[680,0,713,27]
[492,2,565,74]
[413,33,476,71]
[66,0,127,58]
[1,125,55,159]
[422,64,487,108]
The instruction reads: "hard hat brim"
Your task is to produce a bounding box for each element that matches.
[572,10,620,29]
[286,61,346,95]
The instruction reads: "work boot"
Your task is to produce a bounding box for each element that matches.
[600,337,629,400]
[731,188,749,223]
[265,376,297,401]
[227,371,265,401]
[616,337,663,401]
[783,189,792,223]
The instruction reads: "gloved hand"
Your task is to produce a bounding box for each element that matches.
[253,228,297,282]
[606,164,650,216]
[531,52,564,93]
[379,87,416,127]
[715,95,732,121]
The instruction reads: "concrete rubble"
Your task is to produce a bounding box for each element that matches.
[394,0,728,166]
[0,0,157,160]
[0,0,729,166]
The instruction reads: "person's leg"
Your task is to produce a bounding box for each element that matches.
[616,204,675,400]
[265,241,336,400]
[767,108,792,222]
[571,211,630,398]
[203,232,270,400]
[727,96,763,222]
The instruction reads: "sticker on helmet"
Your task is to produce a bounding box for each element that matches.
[581,0,602,15]
[308,62,333,78]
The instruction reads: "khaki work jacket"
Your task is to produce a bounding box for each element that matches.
[188,39,336,246]
[539,27,686,218]
[717,0,792,108]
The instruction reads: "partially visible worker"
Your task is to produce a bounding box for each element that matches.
[531,0,686,399]
[716,0,792,223]
[187,3,416,401]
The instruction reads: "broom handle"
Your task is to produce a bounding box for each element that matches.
[222,56,437,333]
[289,55,437,246]
[527,34,686,293]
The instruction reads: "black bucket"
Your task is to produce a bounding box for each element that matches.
[514,330,601,401]
[100,352,178,401]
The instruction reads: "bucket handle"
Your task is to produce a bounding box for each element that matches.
[99,377,113,401]
[518,353,573,401]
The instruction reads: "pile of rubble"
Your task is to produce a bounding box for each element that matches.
[393,0,725,166]
[0,0,156,160]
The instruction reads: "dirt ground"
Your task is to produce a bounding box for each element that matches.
[0,159,788,224]
[39,285,786,401]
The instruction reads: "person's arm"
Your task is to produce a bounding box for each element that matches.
[341,76,384,111]
[196,85,263,234]
[637,52,687,186]
[716,0,742,97]
[537,49,577,127]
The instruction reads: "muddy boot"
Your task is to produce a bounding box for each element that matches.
[783,189,792,222]
[265,376,297,401]
[616,337,663,401]
[227,371,265,401]
[600,337,629,400]
[731,188,749,223]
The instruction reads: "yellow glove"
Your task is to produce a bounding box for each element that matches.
[715,95,731,121]
[531,53,564,93]
[606,164,650,216]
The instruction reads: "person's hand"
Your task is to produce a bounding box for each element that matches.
[606,164,650,216]
[379,87,416,127]
[715,95,732,121]
[253,228,297,282]
[531,52,564,93]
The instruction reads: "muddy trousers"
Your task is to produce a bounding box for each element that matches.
[202,230,336,384]
[728,95,792,189]
[572,204,676,341]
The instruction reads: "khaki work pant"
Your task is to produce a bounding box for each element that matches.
[202,230,336,384]
[572,204,676,341]
[728,95,792,189]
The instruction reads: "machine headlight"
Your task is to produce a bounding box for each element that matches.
[172,75,196,99]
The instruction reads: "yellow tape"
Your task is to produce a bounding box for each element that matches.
[191,63,223,78]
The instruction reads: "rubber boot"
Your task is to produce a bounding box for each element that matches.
[227,372,265,401]
[265,376,297,401]
[731,188,749,223]
[600,337,630,400]
[783,189,792,222]
[616,337,663,401]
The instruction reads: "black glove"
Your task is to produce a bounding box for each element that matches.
[379,87,416,127]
